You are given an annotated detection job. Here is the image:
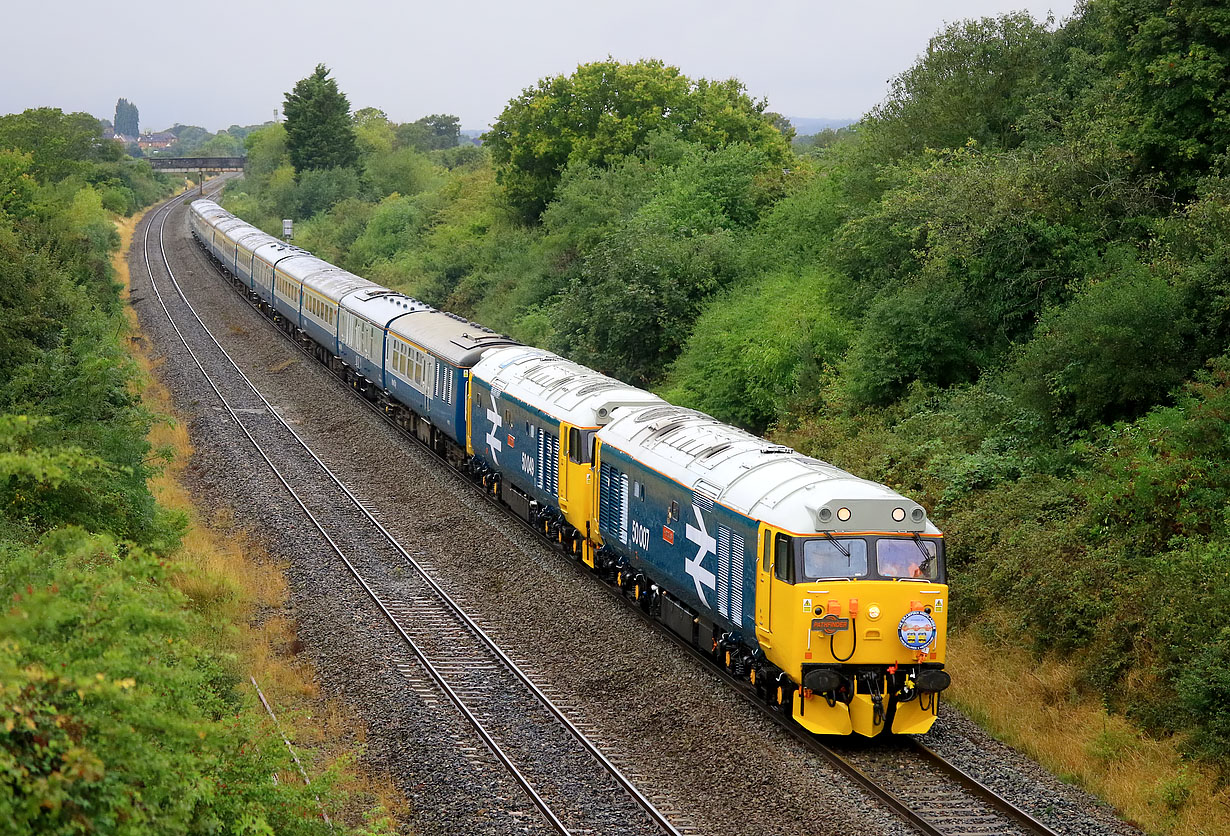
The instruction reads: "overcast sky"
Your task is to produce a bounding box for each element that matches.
[10,0,1078,133]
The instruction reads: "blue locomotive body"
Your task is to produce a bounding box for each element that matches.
[596,440,757,643]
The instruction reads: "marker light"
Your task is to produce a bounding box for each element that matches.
[837,507,851,521]
[868,604,881,620]
[892,507,906,522]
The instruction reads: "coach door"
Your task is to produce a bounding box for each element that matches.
[756,525,773,647]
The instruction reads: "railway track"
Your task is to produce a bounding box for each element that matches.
[152,184,1068,836]
[138,183,691,836]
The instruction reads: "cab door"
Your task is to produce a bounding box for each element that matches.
[756,525,773,647]
[559,424,596,532]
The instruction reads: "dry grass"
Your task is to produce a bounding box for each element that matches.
[114,201,410,831]
[947,630,1230,836]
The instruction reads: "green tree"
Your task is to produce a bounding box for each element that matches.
[1093,0,1230,190]
[483,58,791,220]
[863,13,1054,158]
[395,114,461,152]
[0,150,35,218]
[242,123,289,187]
[0,108,113,180]
[353,107,395,155]
[194,132,245,157]
[113,98,139,137]
[282,64,359,173]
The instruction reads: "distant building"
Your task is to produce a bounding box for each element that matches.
[138,132,176,150]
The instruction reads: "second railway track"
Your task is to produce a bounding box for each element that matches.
[139,182,692,836]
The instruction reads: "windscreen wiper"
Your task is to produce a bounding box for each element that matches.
[912,533,934,575]
[825,532,851,558]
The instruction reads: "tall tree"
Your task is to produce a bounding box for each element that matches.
[1093,0,1230,190]
[114,98,139,137]
[483,58,791,220]
[863,13,1053,158]
[394,114,461,152]
[282,64,359,173]
[0,108,112,180]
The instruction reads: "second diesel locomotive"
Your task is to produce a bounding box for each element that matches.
[189,198,951,737]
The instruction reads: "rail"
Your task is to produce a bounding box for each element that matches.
[139,183,686,836]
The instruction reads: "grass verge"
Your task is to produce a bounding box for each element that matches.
[114,197,410,832]
[947,629,1230,836]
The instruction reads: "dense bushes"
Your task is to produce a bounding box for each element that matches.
[658,268,849,430]
[1,531,333,834]
[0,110,355,831]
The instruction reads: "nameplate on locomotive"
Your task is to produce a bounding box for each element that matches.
[811,614,850,635]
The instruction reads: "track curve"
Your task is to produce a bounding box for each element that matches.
[138,182,689,836]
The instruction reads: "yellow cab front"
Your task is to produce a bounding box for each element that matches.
[755,527,950,737]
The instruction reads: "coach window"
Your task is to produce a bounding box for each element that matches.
[774,533,794,583]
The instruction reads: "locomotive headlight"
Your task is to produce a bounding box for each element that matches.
[868,604,881,620]
[892,507,906,522]
[837,507,851,522]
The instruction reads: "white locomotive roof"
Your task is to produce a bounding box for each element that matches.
[251,239,305,267]
[275,252,346,282]
[599,405,940,537]
[472,346,664,428]
[192,199,229,216]
[340,285,430,327]
[388,310,520,366]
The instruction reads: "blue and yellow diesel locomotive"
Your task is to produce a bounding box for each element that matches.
[190,199,951,737]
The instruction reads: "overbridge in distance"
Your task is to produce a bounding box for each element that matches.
[147,157,245,173]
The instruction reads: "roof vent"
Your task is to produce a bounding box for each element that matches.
[635,405,682,424]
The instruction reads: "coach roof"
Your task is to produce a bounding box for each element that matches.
[388,310,520,367]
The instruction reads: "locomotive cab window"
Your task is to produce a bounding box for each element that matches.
[632,480,644,500]
[667,500,679,523]
[802,537,868,580]
[876,537,942,581]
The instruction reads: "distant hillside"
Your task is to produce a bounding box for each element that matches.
[787,116,856,135]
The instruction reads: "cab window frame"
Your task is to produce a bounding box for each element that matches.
[773,533,793,582]
[874,536,944,582]
[568,427,595,464]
